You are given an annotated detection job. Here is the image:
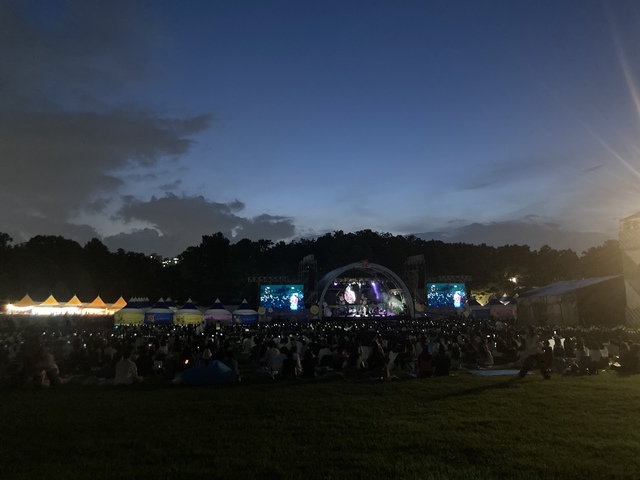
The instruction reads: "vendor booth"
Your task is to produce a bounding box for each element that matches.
[174,299,204,325]
[144,298,175,325]
[204,298,232,325]
[232,299,258,325]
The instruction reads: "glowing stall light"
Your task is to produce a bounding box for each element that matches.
[31,294,62,315]
[5,304,33,314]
[32,306,63,316]
[62,307,82,315]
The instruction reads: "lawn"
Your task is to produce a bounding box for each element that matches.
[2,369,640,480]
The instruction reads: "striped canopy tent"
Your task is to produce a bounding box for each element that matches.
[32,295,61,315]
[139,297,153,309]
[65,295,83,306]
[165,297,178,312]
[144,298,174,325]
[174,299,204,325]
[41,295,60,306]
[84,295,108,315]
[6,294,35,314]
[232,299,259,325]
[111,296,127,310]
[16,294,35,307]
[63,295,83,314]
[204,298,232,325]
[114,297,145,325]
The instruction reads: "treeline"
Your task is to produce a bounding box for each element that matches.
[0,230,622,306]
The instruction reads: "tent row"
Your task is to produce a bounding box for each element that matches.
[114,298,259,326]
[6,294,127,316]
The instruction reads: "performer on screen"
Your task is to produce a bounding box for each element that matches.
[453,291,462,308]
[290,293,299,311]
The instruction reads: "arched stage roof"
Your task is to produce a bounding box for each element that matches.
[315,261,415,320]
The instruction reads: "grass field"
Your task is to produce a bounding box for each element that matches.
[2,368,640,480]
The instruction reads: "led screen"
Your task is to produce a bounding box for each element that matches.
[426,283,466,308]
[260,284,304,311]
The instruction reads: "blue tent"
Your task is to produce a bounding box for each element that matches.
[232,299,259,325]
[144,298,175,325]
[204,298,232,324]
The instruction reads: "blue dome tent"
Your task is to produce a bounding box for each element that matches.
[232,299,258,325]
[144,298,175,325]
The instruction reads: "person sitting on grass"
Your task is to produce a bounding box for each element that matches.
[477,344,494,368]
[281,348,302,379]
[611,343,639,374]
[433,344,451,377]
[417,347,433,378]
[34,351,63,387]
[221,349,240,380]
[450,343,461,371]
[539,340,554,378]
[553,337,565,360]
[518,328,549,379]
[114,348,142,385]
[262,341,280,374]
[342,351,364,379]
[366,341,389,379]
[301,349,318,378]
[317,342,333,367]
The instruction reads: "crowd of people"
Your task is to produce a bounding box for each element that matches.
[1,314,640,388]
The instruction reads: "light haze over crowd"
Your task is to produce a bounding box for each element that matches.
[3,0,640,257]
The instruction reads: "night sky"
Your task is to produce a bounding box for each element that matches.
[3,0,640,257]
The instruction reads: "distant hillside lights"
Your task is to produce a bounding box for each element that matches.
[148,253,180,267]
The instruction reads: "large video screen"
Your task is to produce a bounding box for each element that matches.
[260,284,304,311]
[427,283,466,308]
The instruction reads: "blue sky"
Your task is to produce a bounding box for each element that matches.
[2,0,640,256]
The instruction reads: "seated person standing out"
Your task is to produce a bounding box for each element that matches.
[433,345,451,376]
[114,348,142,385]
[417,348,433,378]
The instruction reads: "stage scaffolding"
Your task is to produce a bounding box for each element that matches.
[403,254,425,306]
[298,254,318,305]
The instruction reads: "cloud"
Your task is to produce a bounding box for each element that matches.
[0,2,212,246]
[413,219,613,254]
[108,194,296,256]
[0,1,157,110]
[583,164,605,173]
[0,109,211,240]
[454,145,599,193]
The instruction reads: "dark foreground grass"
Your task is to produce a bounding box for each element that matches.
[2,370,640,480]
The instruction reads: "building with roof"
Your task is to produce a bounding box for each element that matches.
[516,276,625,327]
[620,212,640,327]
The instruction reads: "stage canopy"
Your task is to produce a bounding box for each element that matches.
[315,261,415,320]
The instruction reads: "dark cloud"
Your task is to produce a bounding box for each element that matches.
[0,211,100,248]
[0,110,211,232]
[111,194,296,256]
[160,180,183,191]
[103,229,178,257]
[0,1,211,247]
[0,1,156,109]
